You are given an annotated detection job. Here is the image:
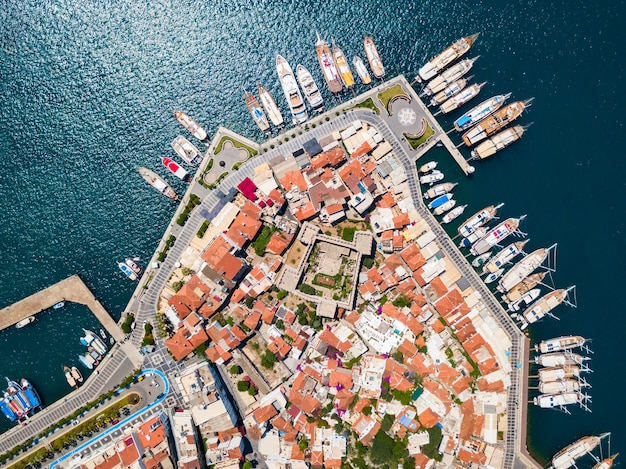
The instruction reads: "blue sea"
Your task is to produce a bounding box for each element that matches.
[1,0,625,460]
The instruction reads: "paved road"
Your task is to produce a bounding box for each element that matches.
[48,369,169,468]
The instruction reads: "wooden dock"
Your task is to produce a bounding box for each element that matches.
[0,275,125,342]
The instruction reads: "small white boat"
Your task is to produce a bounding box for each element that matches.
[419,170,444,185]
[125,258,142,275]
[428,192,453,210]
[71,366,83,384]
[15,317,35,329]
[458,226,488,248]
[53,301,65,309]
[118,262,138,281]
[442,204,467,224]
[173,110,207,141]
[418,161,438,173]
[78,354,93,370]
[423,182,457,200]
[171,135,202,166]
[433,199,456,216]
[353,56,372,85]
[484,268,504,284]
[535,352,588,367]
[471,251,492,268]
[64,367,76,388]
[296,65,324,112]
[508,288,542,312]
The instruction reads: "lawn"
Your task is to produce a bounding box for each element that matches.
[348,97,380,114]
[214,135,259,157]
[404,123,435,149]
[377,84,409,115]
[341,227,356,242]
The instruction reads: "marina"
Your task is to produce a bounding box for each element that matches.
[0,1,621,467]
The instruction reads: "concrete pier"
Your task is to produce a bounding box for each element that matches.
[0,275,125,344]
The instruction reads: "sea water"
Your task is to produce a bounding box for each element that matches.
[0,0,624,457]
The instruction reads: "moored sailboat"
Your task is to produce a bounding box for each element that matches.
[438,82,486,115]
[462,99,533,147]
[470,125,528,160]
[549,434,606,469]
[514,287,575,330]
[421,57,478,96]
[433,199,456,216]
[497,245,553,293]
[353,56,372,85]
[244,90,270,133]
[429,76,472,106]
[453,93,511,132]
[173,111,207,141]
[316,33,343,94]
[482,240,529,275]
[417,33,480,82]
[138,167,178,201]
[458,203,503,238]
[423,182,457,200]
[504,272,547,304]
[442,204,467,224]
[470,216,524,256]
[333,43,355,89]
[536,335,587,354]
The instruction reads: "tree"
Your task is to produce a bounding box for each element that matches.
[261,350,277,369]
[392,294,411,308]
[371,431,394,464]
[298,438,309,452]
[243,462,253,469]
[380,413,394,432]
[277,290,288,300]
[248,386,258,396]
[362,406,372,416]
[172,280,185,293]
[237,380,250,392]
[229,365,241,375]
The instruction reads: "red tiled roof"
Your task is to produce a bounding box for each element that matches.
[418,408,440,428]
[280,170,308,192]
[201,235,245,282]
[165,327,194,361]
[252,404,278,424]
[266,232,293,255]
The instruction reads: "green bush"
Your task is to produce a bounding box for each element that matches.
[261,349,277,369]
[297,283,317,295]
[197,220,210,238]
[172,280,185,292]
[276,290,288,300]
[230,365,241,375]
[392,294,411,308]
[237,380,250,392]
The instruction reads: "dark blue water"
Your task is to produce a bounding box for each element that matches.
[1,0,624,458]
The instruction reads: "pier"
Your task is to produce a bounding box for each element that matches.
[0,275,125,344]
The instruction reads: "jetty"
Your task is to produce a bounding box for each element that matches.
[0,274,125,344]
